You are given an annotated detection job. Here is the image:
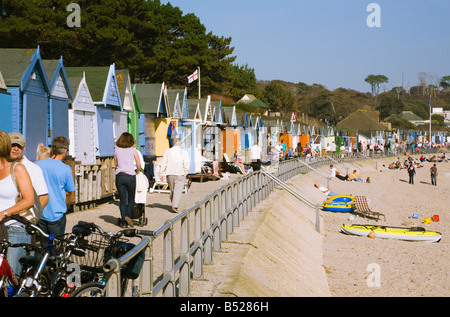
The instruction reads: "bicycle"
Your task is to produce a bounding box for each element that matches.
[0,240,19,297]
[10,216,95,297]
[69,225,154,297]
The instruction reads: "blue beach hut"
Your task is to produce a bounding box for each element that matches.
[0,47,51,161]
[43,57,74,144]
[67,72,97,165]
[66,65,123,157]
[0,70,12,132]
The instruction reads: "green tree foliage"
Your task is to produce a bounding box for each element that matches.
[222,63,259,101]
[378,94,405,120]
[0,0,239,96]
[365,74,389,100]
[440,75,450,92]
[262,81,295,112]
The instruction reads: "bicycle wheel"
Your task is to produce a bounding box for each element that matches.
[69,282,105,297]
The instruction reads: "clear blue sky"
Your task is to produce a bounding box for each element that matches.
[162,0,450,93]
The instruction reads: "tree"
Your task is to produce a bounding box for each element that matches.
[364,74,388,100]
[0,0,236,96]
[440,76,450,92]
[378,95,405,120]
[262,82,295,113]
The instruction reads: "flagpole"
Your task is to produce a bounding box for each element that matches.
[198,66,201,99]
[429,95,431,148]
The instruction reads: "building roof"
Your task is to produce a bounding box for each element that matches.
[336,109,389,131]
[399,111,424,121]
[65,66,110,101]
[134,83,168,115]
[0,48,37,86]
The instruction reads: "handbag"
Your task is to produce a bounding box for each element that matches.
[10,162,43,225]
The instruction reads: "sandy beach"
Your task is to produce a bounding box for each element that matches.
[189,154,449,297]
[321,155,449,297]
[66,154,449,297]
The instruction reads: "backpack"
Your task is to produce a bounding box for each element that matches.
[10,162,43,225]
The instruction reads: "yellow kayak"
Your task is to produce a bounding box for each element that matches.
[341,224,442,243]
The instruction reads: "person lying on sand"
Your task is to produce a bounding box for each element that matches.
[314,183,339,196]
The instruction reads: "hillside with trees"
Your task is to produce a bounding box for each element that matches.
[0,0,448,131]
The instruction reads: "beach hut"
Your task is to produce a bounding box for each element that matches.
[202,96,222,161]
[66,65,123,158]
[0,70,12,133]
[115,69,135,142]
[67,73,97,165]
[175,88,203,174]
[0,47,51,161]
[134,83,171,158]
[127,84,142,145]
[185,98,207,173]
[43,57,74,144]
[221,105,242,161]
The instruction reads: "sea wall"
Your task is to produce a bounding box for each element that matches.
[207,175,331,297]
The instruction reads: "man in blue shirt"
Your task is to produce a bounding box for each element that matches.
[36,136,75,240]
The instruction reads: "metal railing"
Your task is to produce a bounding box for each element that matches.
[101,147,448,297]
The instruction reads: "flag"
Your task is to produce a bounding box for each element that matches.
[188,69,198,83]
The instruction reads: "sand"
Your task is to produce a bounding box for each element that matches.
[321,155,449,297]
[65,155,449,297]
[189,154,449,297]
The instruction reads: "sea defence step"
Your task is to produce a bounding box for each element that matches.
[191,156,403,297]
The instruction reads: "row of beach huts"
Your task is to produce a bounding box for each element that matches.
[0,47,322,209]
[0,47,448,209]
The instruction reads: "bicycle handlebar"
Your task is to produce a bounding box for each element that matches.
[120,228,154,238]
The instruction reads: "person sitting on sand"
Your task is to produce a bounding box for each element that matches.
[335,171,349,181]
[348,170,363,182]
[314,183,339,196]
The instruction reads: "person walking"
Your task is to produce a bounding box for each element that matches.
[114,132,141,228]
[430,163,437,186]
[407,162,416,185]
[7,132,48,275]
[250,140,262,171]
[158,138,190,213]
[0,130,34,276]
[36,136,75,240]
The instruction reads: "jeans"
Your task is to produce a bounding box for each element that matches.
[431,174,437,186]
[37,214,67,246]
[116,173,136,224]
[7,223,31,277]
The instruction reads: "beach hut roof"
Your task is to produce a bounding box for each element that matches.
[65,65,122,109]
[0,47,50,92]
[43,57,74,100]
[134,83,169,116]
[167,88,185,119]
[68,73,96,113]
[116,69,135,112]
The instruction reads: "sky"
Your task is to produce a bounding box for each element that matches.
[161,0,450,94]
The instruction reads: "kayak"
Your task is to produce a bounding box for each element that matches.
[323,195,355,212]
[341,224,442,243]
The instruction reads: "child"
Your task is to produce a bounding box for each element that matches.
[36,143,51,161]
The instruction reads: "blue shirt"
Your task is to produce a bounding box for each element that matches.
[36,158,76,222]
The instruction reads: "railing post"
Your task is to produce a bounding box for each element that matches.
[139,240,153,296]
[104,258,121,297]
[163,220,175,297]
[204,198,214,265]
[192,204,203,279]
[179,214,190,297]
